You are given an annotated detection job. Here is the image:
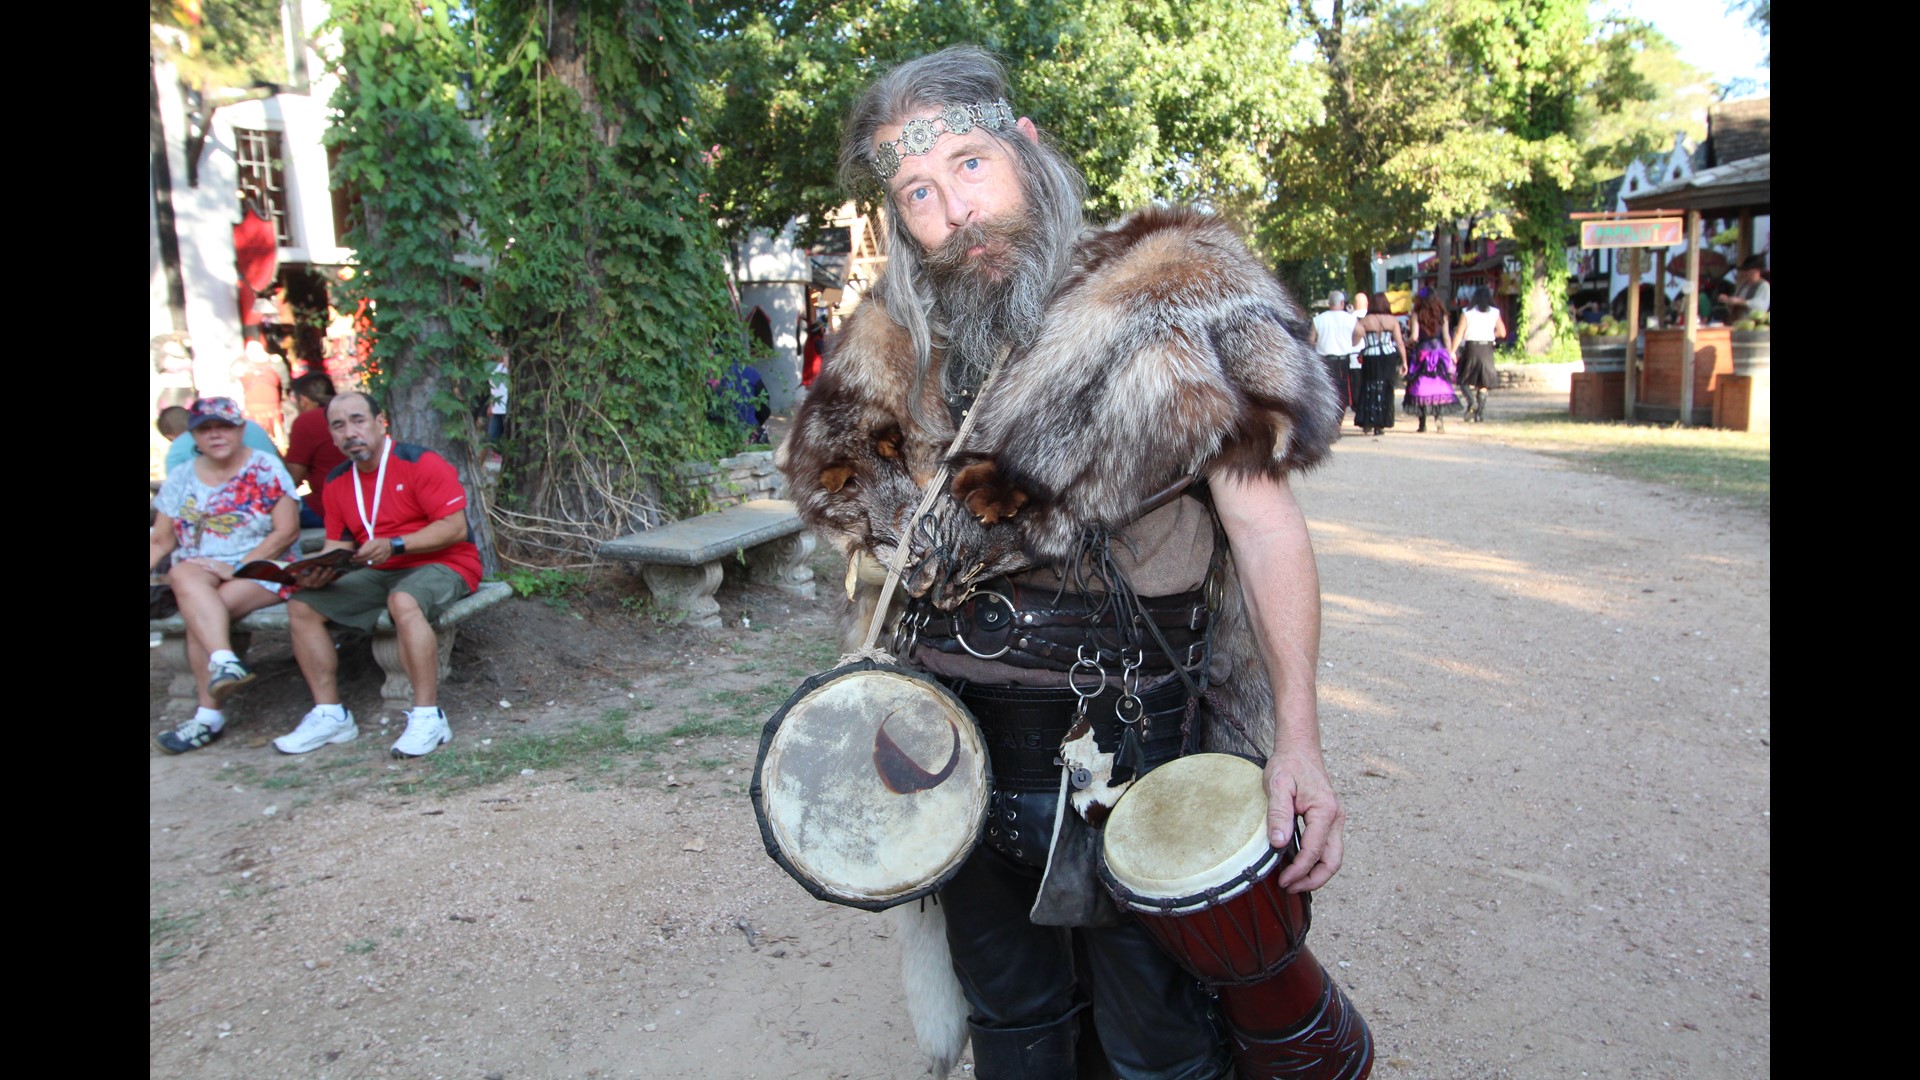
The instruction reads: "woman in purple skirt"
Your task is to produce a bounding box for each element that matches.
[1403,290,1459,432]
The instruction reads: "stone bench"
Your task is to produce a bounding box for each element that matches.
[598,498,816,628]
[150,580,514,717]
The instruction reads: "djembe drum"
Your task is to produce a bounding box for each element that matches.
[1100,753,1373,1079]
[752,660,991,910]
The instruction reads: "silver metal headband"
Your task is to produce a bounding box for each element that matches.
[871,99,1016,181]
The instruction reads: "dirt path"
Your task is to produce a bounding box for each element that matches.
[150,391,1770,1079]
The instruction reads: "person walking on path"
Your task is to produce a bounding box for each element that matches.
[1450,286,1506,422]
[1352,290,1406,436]
[1403,290,1459,432]
[1310,290,1361,429]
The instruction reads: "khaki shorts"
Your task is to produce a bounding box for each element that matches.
[291,564,471,632]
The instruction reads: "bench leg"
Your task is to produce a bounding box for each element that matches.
[747,532,817,599]
[155,630,251,719]
[642,563,724,629]
[372,627,458,706]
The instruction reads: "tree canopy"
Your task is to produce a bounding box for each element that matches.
[695,0,1324,240]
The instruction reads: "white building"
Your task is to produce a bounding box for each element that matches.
[727,204,886,412]
[150,1,350,409]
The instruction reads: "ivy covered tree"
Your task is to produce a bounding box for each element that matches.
[325,0,500,570]
[323,0,755,568]
[484,0,755,559]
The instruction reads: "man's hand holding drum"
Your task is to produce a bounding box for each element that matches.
[1266,741,1345,893]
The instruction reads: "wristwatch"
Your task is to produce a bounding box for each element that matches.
[390,536,407,555]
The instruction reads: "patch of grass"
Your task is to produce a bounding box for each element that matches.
[1496,411,1769,513]
[261,765,311,790]
[151,908,202,944]
[386,707,665,794]
[693,757,727,771]
[500,566,589,600]
[620,593,690,625]
[345,938,378,955]
[667,715,760,739]
[150,907,204,969]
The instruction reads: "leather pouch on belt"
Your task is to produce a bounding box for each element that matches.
[1030,767,1123,928]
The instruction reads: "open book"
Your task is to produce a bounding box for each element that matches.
[232,547,359,586]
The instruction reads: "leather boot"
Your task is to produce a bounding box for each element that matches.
[1475,388,1488,421]
[969,1012,1082,1079]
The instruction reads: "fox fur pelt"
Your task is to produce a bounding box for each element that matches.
[775,206,1341,1075]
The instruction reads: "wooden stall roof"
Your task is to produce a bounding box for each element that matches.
[1623,153,1770,216]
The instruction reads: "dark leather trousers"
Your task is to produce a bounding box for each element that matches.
[939,681,1231,1080]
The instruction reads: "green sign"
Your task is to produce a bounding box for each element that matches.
[1581,219,1683,249]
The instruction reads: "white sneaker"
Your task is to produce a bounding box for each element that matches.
[391,710,451,758]
[274,708,358,754]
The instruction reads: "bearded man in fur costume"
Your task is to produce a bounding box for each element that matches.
[776,46,1370,1080]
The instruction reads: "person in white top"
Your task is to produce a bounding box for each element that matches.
[1308,290,1361,421]
[1449,286,1507,422]
[486,357,510,444]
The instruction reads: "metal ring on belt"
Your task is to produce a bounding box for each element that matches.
[954,590,1014,659]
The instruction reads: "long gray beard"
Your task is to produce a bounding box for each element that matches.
[924,212,1059,399]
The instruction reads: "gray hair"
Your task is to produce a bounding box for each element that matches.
[839,46,1087,414]
[1326,290,1346,308]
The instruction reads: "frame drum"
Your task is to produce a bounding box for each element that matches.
[752,660,990,910]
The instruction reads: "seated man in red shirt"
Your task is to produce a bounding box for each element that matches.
[283,373,350,528]
[274,391,483,758]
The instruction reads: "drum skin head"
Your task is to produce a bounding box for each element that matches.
[754,664,989,909]
[1103,753,1273,900]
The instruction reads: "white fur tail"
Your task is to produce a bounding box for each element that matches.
[891,901,971,1076]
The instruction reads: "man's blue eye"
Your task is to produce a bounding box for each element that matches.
[963,158,980,171]
[910,187,930,202]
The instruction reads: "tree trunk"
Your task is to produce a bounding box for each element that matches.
[361,202,499,576]
[1348,250,1372,301]
[1435,222,1453,313]
[1523,252,1555,356]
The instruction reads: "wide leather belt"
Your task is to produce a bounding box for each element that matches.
[950,677,1190,789]
[911,581,1212,676]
